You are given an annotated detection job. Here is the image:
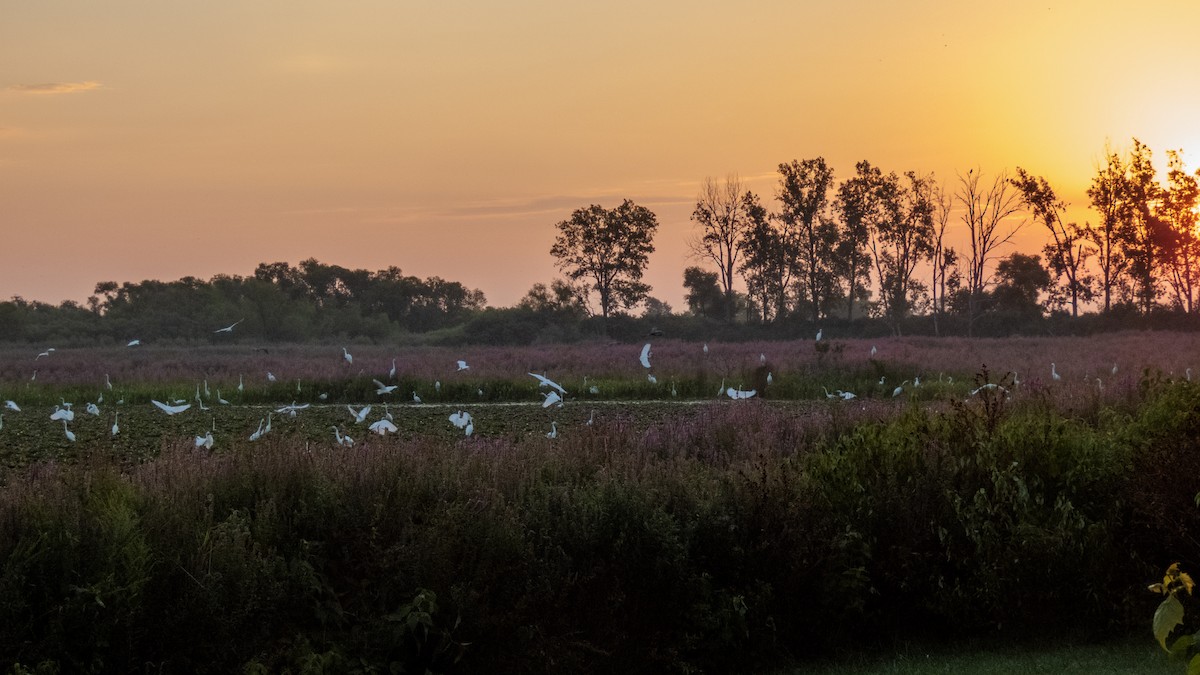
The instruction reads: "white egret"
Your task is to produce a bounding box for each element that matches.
[878,376,886,386]
[639,343,652,369]
[717,378,725,397]
[412,391,422,404]
[276,401,309,417]
[1051,363,1061,382]
[914,376,921,387]
[369,419,398,436]
[86,402,100,416]
[62,419,75,442]
[587,410,595,426]
[248,418,266,441]
[195,430,214,449]
[237,374,244,393]
[892,380,910,398]
[388,358,397,379]
[213,317,243,333]
[1189,368,1194,382]
[726,387,756,400]
[477,388,485,397]
[342,347,353,365]
[30,370,36,381]
[127,339,141,347]
[267,371,277,382]
[703,342,709,355]
[766,372,774,386]
[465,420,474,436]
[216,390,229,405]
[822,386,838,400]
[542,391,563,408]
[373,379,399,395]
[4,400,19,412]
[671,381,678,397]
[589,385,600,395]
[969,383,1007,396]
[815,329,823,341]
[647,374,658,384]
[449,410,473,430]
[50,406,74,422]
[0,414,3,431]
[332,426,354,447]
[528,373,567,396]
[456,360,470,371]
[318,392,328,401]
[151,400,191,415]
[435,380,441,393]
[111,412,120,437]
[1111,363,1118,376]
[546,422,558,439]
[348,405,372,424]
[839,390,856,400]
[105,373,113,391]
[36,348,54,360]
[97,392,104,404]
[204,379,210,397]
[383,404,393,421]
[870,345,877,357]
[760,353,766,365]
[263,413,273,435]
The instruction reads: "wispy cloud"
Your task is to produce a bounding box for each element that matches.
[6,81,102,95]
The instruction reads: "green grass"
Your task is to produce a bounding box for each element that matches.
[787,640,1176,674]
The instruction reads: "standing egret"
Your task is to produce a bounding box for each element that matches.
[587,410,595,426]
[456,360,470,371]
[449,411,473,430]
[815,328,823,341]
[195,430,214,449]
[870,345,877,357]
[50,406,73,422]
[216,390,230,405]
[86,402,100,416]
[1051,363,1061,382]
[248,418,265,441]
[266,371,277,382]
[1111,363,1118,376]
[97,392,104,404]
[546,422,558,439]
[412,391,422,404]
[703,342,709,355]
[62,419,75,443]
[237,374,244,393]
[913,376,921,387]
[342,347,353,365]
[332,426,354,446]
[383,404,393,421]
[388,358,397,379]
[639,343,652,369]
[760,353,766,365]
[766,372,774,386]
[647,373,658,384]
[822,386,838,400]
[105,373,113,391]
[4,400,19,412]
[111,412,120,437]
[434,380,441,393]
[213,318,244,334]
[892,380,910,398]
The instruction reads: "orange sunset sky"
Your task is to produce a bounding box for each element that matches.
[4,1,1200,311]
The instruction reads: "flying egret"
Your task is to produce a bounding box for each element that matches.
[348,405,372,424]
[267,371,277,382]
[111,412,120,437]
[36,349,54,360]
[3,400,19,412]
[892,380,910,398]
[342,347,353,365]
[276,401,310,417]
[647,373,657,384]
[151,400,191,415]
[726,387,756,400]
[639,343,652,369]
[369,418,398,436]
[62,419,75,443]
[373,379,399,395]
[332,426,354,446]
[546,422,558,439]
[213,318,244,334]
[542,391,563,408]
[970,383,1008,396]
[50,406,74,422]
[528,373,567,396]
[1051,363,1062,382]
[127,339,141,347]
[86,402,100,416]
[456,360,469,371]
[412,391,422,404]
[388,358,397,379]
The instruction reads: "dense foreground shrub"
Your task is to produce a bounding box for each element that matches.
[2,382,1199,672]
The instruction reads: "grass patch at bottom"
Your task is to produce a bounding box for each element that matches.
[784,639,1175,675]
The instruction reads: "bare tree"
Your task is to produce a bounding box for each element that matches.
[1086,145,1131,313]
[929,181,956,336]
[1011,168,1095,317]
[956,168,1025,335]
[690,175,753,321]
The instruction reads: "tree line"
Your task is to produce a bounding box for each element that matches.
[5,137,1200,345]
